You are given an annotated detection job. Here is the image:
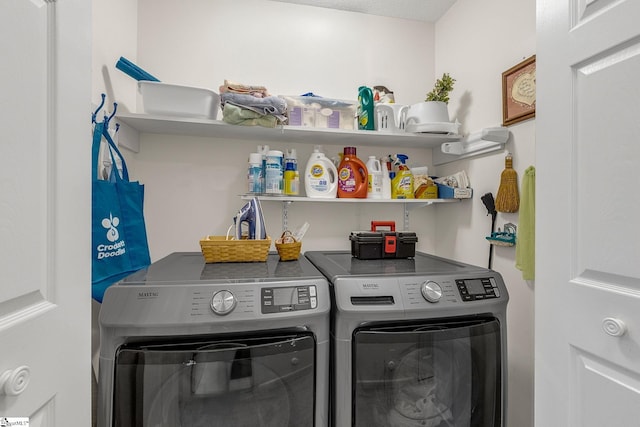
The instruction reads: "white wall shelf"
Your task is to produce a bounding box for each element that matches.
[240,195,460,204]
[115,112,461,150]
[240,194,462,230]
[114,112,469,231]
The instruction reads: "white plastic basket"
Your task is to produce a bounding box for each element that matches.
[138,81,220,120]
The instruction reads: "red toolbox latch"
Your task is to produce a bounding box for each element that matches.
[384,235,397,254]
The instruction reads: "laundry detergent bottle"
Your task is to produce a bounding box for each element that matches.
[381,157,392,199]
[337,147,368,198]
[358,86,375,130]
[305,146,338,198]
[366,156,383,199]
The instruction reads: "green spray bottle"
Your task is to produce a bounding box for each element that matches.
[358,86,375,130]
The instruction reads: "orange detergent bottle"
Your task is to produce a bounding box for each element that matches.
[337,147,368,198]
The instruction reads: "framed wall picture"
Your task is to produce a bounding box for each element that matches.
[502,55,536,126]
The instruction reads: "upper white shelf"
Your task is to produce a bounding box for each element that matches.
[115,112,461,149]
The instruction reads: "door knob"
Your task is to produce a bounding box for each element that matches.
[0,365,31,396]
[602,317,627,337]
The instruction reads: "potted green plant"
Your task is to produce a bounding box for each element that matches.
[406,73,457,131]
[425,73,456,103]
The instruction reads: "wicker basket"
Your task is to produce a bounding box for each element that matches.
[275,231,302,261]
[200,235,271,263]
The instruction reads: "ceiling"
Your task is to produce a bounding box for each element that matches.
[266,0,457,22]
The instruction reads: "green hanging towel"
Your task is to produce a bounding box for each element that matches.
[516,166,535,280]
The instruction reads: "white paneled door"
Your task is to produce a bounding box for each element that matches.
[536,0,640,425]
[0,0,91,425]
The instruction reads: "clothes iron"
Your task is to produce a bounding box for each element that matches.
[233,197,267,240]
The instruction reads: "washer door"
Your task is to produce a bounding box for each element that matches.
[111,331,315,427]
[352,317,502,427]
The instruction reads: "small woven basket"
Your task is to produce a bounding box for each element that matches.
[275,231,302,261]
[200,235,271,263]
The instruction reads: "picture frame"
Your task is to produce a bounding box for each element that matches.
[502,55,536,126]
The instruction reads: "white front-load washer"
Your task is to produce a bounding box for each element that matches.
[97,252,330,427]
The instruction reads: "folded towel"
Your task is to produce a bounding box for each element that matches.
[222,103,279,128]
[219,79,269,98]
[221,92,287,116]
[515,166,535,280]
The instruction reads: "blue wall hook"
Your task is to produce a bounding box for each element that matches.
[92,93,106,123]
[106,102,118,127]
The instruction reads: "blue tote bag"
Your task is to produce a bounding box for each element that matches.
[92,121,151,302]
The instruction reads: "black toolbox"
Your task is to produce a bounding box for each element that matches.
[350,221,418,259]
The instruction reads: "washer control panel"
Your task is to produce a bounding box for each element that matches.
[261,285,318,313]
[456,278,501,301]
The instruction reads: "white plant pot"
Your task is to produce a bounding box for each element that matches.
[406,101,450,125]
[405,101,460,134]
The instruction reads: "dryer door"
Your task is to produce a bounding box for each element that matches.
[111,331,315,427]
[352,317,502,427]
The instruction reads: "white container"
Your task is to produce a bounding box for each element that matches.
[406,101,450,124]
[257,145,270,193]
[304,146,338,198]
[281,95,357,130]
[247,152,263,194]
[405,101,460,134]
[375,104,408,132]
[265,150,283,194]
[381,157,392,199]
[138,81,220,119]
[366,156,383,199]
[284,148,299,196]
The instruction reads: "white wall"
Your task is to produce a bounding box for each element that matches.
[92,0,138,115]
[434,0,536,426]
[92,1,535,426]
[128,0,439,260]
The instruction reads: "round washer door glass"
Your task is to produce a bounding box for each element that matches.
[352,318,502,427]
[111,332,316,426]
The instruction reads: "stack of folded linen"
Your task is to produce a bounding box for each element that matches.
[219,80,287,128]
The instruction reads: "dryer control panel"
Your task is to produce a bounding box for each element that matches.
[261,285,318,313]
[456,278,501,301]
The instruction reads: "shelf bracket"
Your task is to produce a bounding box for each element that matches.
[433,127,509,166]
[281,200,292,231]
[114,117,140,152]
[403,204,410,231]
